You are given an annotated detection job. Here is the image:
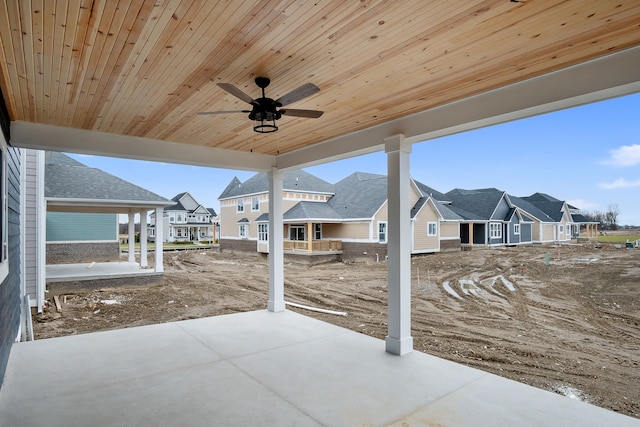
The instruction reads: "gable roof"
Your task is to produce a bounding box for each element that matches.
[444,188,506,221]
[413,180,448,201]
[218,170,334,200]
[509,195,556,223]
[45,152,172,209]
[520,194,567,222]
[327,172,388,219]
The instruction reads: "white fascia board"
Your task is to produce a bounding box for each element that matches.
[46,197,172,208]
[276,46,640,170]
[10,122,275,171]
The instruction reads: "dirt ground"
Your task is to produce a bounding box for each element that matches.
[34,242,639,419]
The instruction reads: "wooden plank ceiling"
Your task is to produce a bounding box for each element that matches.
[0,1,639,157]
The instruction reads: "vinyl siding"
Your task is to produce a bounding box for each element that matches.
[23,150,38,302]
[0,145,21,387]
[541,224,555,241]
[413,203,439,252]
[373,201,388,222]
[440,223,458,239]
[46,212,117,241]
[323,222,370,240]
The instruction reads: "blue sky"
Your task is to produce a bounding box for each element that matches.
[68,92,640,226]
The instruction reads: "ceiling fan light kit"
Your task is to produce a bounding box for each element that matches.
[199,77,324,134]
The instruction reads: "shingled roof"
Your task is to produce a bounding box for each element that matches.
[45,152,172,207]
[444,188,507,221]
[218,170,334,200]
[520,194,567,222]
[327,172,388,219]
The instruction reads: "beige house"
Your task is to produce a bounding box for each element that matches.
[218,171,462,262]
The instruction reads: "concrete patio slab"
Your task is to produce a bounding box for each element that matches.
[46,261,159,282]
[1,310,638,427]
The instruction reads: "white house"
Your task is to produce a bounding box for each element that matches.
[148,192,216,243]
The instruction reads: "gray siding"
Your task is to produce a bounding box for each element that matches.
[23,150,38,302]
[0,145,21,386]
[491,197,511,221]
[520,223,532,243]
[508,215,520,244]
[46,212,117,241]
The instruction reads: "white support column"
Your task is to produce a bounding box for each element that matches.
[128,212,135,263]
[268,168,285,312]
[140,211,148,268]
[385,134,413,356]
[154,207,164,273]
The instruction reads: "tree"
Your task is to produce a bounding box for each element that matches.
[606,204,620,230]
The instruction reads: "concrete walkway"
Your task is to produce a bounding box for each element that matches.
[1,310,638,426]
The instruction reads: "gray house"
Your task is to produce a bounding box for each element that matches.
[23,150,173,312]
[443,188,531,247]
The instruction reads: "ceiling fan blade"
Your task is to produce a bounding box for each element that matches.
[276,83,320,106]
[217,83,256,104]
[280,109,324,118]
[197,110,249,115]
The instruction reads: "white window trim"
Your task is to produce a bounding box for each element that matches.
[489,223,502,239]
[237,198,245,213]
[239,224,247,238]
[258,223,268,241]
[514,224,520,235]
[251,196,260,212]
[314,223,322,240]
[427,222,437,236]
[378,221,387,243]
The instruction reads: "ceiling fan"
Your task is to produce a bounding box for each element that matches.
[198,77,324,133]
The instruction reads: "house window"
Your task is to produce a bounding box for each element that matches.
[237,198,244,212]
[427,222,437,236]
[258,224,268,241]
[251,196,260,211]
[559,224,564,234]
[177,228,183,237]
[177,214,183,222]
[514,224,520,235]
[489,223,502,239]
[314,223,322,240]
[169,214,175,222]
[239,224,247,238]
[378,222,387,243]
[289,225,305,241]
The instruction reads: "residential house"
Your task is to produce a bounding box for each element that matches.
[510,194,568,243]
[521,193,574,242]
[219,170,335,253]
[148,192,216,243]
[442,188,533,247]
[219,171,462,262]
[25,150,173,311]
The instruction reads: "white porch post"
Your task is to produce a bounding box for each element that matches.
[140,211,148,268]
[127,212,135,263]
[385,134,413,355]
[268,167,285,312]
[154,207,164,273]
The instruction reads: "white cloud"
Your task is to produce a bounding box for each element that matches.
[566,199,598,210]
[603,144,640,167]
[598,178,640,189]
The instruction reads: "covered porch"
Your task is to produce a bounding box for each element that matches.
[2,310,636,427]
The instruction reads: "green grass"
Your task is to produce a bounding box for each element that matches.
[120,242,215,251]
[598,235,640,244]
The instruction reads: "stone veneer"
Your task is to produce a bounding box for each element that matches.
[46,242,121,264]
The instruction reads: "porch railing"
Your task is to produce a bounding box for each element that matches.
[283,239,342,252]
